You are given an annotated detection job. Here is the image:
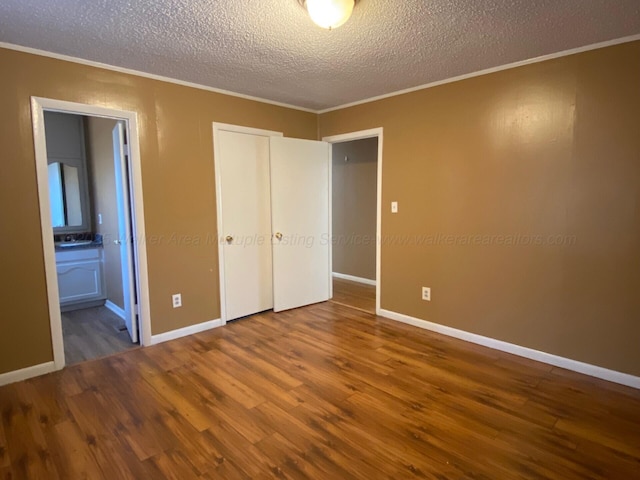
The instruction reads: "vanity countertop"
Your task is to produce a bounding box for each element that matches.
[54,239,103,252]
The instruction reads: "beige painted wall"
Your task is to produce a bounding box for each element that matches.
[0,47,317,375]
[332,138,378,280]
[86,116,124,310]
[2,41,639,379]
[320,41,640,377]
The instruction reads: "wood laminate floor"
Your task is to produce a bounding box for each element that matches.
[62,305,138,365]
[1,302,639,479]
[330,277,376,313]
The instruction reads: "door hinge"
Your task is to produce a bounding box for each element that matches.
[123,144,130,156]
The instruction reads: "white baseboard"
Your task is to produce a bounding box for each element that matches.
[104,300,126,319]
[0,361,56,387]
[150,319,222,345]
[332,272,376,286]
[379,309,640,390]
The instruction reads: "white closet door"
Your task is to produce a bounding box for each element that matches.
[218,130,274,320]
[270,137,330,312]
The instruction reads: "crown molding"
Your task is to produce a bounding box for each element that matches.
[2,33,639,116]
[318,33,640,114]
[0,42,317,114]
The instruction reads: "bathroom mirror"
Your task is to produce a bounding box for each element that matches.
[44,111,91,234]
[48,162,84,228]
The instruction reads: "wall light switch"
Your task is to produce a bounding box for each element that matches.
[98,213,103,225]
[391,201,398,213]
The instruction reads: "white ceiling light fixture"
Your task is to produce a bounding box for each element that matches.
[298,0,358,30]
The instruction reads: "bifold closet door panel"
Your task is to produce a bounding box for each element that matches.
[218,130,274,321]
[270,137,331,312]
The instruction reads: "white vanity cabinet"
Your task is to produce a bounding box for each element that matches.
[55,247,106,308]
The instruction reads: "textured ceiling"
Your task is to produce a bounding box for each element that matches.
[1,0,639,111]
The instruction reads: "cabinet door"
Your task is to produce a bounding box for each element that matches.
[57,260,104,305]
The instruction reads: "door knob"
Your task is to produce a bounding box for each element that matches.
[225,235,233,243]
[275,232,283,240]
[114,240,122,245]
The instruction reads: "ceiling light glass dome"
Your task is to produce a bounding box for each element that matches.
[304,0,355,29]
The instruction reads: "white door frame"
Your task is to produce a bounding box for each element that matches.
[322,128,383,315]
[212,122,283,324]
[31,97,153,370]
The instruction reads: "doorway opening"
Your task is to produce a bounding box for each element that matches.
[324,129,383,315]
[32,98,152,370]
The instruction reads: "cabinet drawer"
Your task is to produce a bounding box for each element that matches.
[56,247,101,263]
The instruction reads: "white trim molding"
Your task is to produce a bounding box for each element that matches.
[5,35,639,116]
[317,34,640,114]
[0,42,316,114]
[104,300,126,320]
[150,319,223,345]
[212,123,284,138]
[323,128,383,316]
[0,42,318,114]
[332,272,376,286]
[31,97,154,371]
[0,362,56,387]
[379,309,640,390]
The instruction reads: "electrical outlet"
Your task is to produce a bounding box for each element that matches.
[422,287,431,301]
[172,293,182,308]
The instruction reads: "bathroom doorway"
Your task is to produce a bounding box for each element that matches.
[47,112,136,364]
[32,98,152,370]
